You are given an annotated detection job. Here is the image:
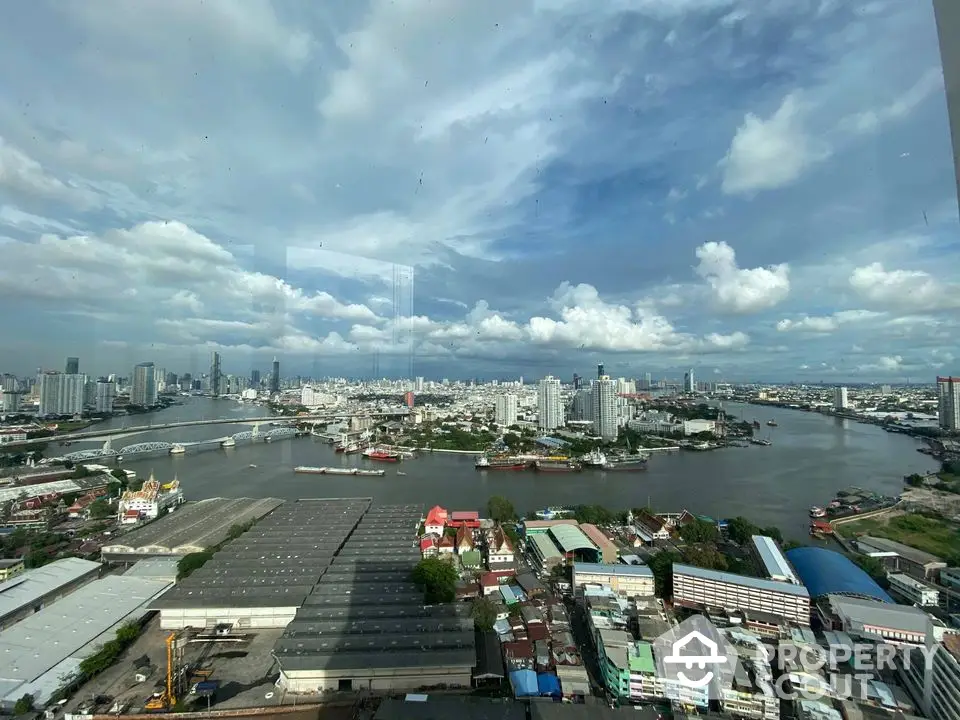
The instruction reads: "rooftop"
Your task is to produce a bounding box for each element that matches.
[751,535,799,583]
[856,536,946,566]
[574,561,654,578]
[828,595,931,635]
[0,558,101,623]
[548,524,597,554]
[529,533,562,559]
[673,563,811,597]
[101,497,284,558]
[629,641,656,674]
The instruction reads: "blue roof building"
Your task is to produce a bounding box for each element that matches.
[785,547,893,603]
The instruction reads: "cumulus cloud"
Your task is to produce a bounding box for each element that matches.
[0,137,100,210]
[849,262,960,312]
[694,241,790,313]
[720,94,831,195]
[776,309,884,333]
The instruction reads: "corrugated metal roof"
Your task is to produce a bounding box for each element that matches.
[786,547,892,602]
[574,561,653,578]
[530,533,562,559]
[0,557,101,622]
[827,595,930,635]
[751,535,799,583]
[673,563,810,597]
[548,525,597,554]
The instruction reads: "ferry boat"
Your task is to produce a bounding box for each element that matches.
[396,471,407,476]
[581,448,607,467]
[475,456,528,471]
[363,447,401,462]
[766,420,778,427]
[809,506,827,518]
[749,438,772,446]
[534,506,573,519]
[535,459,582,472]
[169,444,185,455]
[221,437,236,448]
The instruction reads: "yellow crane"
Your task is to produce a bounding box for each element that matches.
[144,632,178,711]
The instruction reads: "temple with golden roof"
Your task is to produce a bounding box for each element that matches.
[117,471,184,524]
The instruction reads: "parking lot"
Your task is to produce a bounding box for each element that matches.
[61,615,285,714]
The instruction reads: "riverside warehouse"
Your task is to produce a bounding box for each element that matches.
[151,498,370,629]
[100,497,284,562]
[274,504,478,693]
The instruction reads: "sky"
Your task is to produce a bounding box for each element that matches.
[0,0,958,383]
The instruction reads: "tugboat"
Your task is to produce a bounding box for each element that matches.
[602,455,648,471]
[363,446,401,462]
[809,506,827,518]
[766,419,778,427]
[535,507,573,519]
[581,448,607,467]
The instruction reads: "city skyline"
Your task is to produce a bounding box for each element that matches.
[0,2,958,380]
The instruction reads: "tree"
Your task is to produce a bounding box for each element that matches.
[647,551,681,598]
[412,557,457,604]
[502,433,522,450]
[13,694,34,715]
[678,520,719,544]
[725,516,758,545]
[761,526,783,543]
[110,468,127,480]
[88,499,112,520]
[487,496,516,523]
[470,596,498,631]
[177,551,213,580]
[684,545,728,571]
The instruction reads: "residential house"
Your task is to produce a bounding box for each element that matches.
[420,536,439,558]
[423,505,448,535]
[438,534,455,555]
[633,510,670,541]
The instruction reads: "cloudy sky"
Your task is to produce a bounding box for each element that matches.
[1,0,957,382]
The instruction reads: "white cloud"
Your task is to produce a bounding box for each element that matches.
[694,241,790,313]
[776,309,884,333]
[849,262,960,312]
[845,68,943,134]
[0,136,100,210]
[720,94,831,195]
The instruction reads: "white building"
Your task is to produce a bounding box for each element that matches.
[494,394,518,426]
[684,369,696,393]
[486,527,515,565]
[95,380,116,413]
[673,564,811,625]
[538,376,563,431]
[38,372,86,416]
[573,562,654,598]
[592,376,617,440]
[834,386,849,411]
[682,419,717,436]
[938,376,960,431]
[888,573,940,607]
[117,474,183,524]
[751,535,799,584]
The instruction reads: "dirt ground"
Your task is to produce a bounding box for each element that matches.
[900,487,960,519]
[62,616,285,715]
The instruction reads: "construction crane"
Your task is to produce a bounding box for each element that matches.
[144,632,179,712]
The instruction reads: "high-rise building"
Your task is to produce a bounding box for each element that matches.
[573,373,582,391]
[38,372,85,416]
[250,369,261,388]
[415,376,425,392]
[271,357,280,394]
[937,376,960,431]
[643,372,653,390]
[495,394,518,426]
[65,357,79,375]
[1,390,20,412]
[834,387,850,411]
[96,379,117,413]
[683,369,696,393]
[592,375,617,440]
[571,388,593,422]
[597,363,604,380]
[404,391,415,409]
[131,362,157,407]
[210,351,222,397]
[537,376,563,431]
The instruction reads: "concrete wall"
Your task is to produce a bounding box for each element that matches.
[159,606,298,630]
[278,666,473,693]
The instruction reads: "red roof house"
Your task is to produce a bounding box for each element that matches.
[424,505,448,535]
[455,524,474,554]
[448,510,481,529]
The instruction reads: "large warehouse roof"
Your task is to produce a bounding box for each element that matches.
[0,574,171,707]
[153,498,369,611]
[548,525,597,554]
[101,497,284,559]
[751,535,799,584]
[0,558,101,626]
[785,547,892,602]
[274,503,477,676]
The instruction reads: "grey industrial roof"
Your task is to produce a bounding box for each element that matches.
[751,535,799,584]
[100,497,284,557]
[284,617,473,636]
[856,536,946,565]
[319,571,413,584]
[123,557,180,582]
[152,585,316,609]
[276,648,477,672]
[276,629,474,655]
[292,603,468,622]
[309,581,421,596]
[0,574,171,705]
[549,525,598,554]
[673,563,811,598]
[827,595,932,635]
[301,592,424,608]
[0,557,101,623]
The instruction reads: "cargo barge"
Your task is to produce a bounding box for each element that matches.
[293,466,385,476]
[476,456,529,470]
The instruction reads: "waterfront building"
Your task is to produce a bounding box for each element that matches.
[937,376,960,430]
[494,393,518,426]
[209,351,222,397]
[95,379,116,413]
[130,362,157,407]
[683,369,695,393]
[64,357,79,375]
[270,356,280,393]
[751,535,800,584]
[888,573,940,607]
[592,375,617,440]
[117,473,184,524]
[537,376,563,430]
[834,386,850,410]
[38,371,85,416]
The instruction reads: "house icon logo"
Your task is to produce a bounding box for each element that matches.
[653,615,736,701]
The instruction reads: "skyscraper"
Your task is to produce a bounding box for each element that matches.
[573,373,582,390]
[937,376,960,431]
[65,357,79,375]
[250,369,261,388]
[39,372,85,416]
[271,357,280,394]
[131,362,157,407]
[96,379,117,413]
[834,387,849,411]
[210,351,222,397]
[592,375,617,440]
[683,369,696,393]
[537,376,563,431]
[495,394,518,426]
[597,363,604,380]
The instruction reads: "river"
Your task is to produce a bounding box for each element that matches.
[64,398,939,541]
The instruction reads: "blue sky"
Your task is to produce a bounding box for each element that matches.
[0,0,958,382]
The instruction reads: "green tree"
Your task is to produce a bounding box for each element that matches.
[678,520,719,544]
[502,433,522,450]
[13,694,34,715]
[684,544,728,571]
[725,516,758,545]
[88,498,112,519]
[761,526,784,543]
[412,557,457,603]
[177,551,213,580]
[487,496,516,523]
[470,596,498,631]
[110,468,127,480]
[647,551,681,598]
